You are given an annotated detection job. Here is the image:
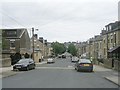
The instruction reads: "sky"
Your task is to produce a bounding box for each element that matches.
[0,0,119,43]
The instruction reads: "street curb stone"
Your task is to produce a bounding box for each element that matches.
[104,77,120,86]
[36,61,47,67]
[0,61,47,78]
[2,71,17,78]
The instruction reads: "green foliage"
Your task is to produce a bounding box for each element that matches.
[67,43,77,56]
[51,42,66,56]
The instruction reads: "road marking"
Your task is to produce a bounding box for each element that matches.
[68,65,74,68]
[36,67,74,70]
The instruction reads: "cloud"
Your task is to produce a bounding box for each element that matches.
[1,0,119,42]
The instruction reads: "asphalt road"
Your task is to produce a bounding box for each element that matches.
[2,57,119,88]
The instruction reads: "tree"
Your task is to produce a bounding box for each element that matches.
[67,43,78,56]
[51,42,66,56]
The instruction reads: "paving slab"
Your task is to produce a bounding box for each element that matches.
[104,76,120,86]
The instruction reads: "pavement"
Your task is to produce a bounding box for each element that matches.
[104,76,119,86]
[94,64,120,86]
[0,59,119,87]
[35,61,47,66]
[0,60,47,79]
[104,71,120,86]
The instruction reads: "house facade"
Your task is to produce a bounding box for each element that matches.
[2,28,31,54]
[78,21,120,70]
[101,22,120,57]
[31,35,42,63]
[0,30,2,67]
[31,34,49,63]
[2,28,31,66]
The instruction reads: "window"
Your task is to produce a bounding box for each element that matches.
[111,39,113,43]
[99,42,102,49]
[10,39,15,48]
[114,33,116,44]
[103,38,105,43]
[6,30,17,37]
[104,48,106,55]
[36,53,38,57]
[108,39,110,43]
[10,41,15,48]
[37,45,39,48]
[109,25,112,30]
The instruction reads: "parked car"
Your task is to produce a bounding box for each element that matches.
[13,58,35,71]
[62,55,66,58]
[75,59,93,72]
[58,55,62,58]
[47,58,55,64]
[71,56,79,62]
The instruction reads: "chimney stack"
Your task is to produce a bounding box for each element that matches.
[34,34,38,39]
[39,37,43,43]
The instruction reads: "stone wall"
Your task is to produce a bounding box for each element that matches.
[2,58,11,67]
[114,60,120,71]
[103,58,112,69]
[2,54,11,67]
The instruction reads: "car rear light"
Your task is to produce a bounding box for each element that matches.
[89,64,93,66]
[79,64,84,66]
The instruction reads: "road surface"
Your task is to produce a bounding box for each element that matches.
[2,57,119,88]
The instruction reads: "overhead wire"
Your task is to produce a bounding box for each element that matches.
[0,5,78,32]
[37,8,78,28]
[0,8,27,28]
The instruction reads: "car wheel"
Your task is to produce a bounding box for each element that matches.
[33,67,35,69]
[26,66,29,71]
[91,69,93,72]
[76,68,79,72]
[89,69,93,72]
[13,68,15,71]
[33,65,35,69]
[75,68,76,70]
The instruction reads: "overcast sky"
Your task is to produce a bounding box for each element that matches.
[0,0,119,43]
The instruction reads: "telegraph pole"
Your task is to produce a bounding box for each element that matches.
[32,27,34,60]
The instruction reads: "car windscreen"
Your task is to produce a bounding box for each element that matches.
[79,59,91,63]
[17,59,29,63]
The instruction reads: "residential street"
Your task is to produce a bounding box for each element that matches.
[1,1,120,89]
[2,57,119,88]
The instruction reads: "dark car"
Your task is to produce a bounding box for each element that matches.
[13,58,35,71]
[75,59,93,72]
[62,55,66,58]
[58,55,62,58]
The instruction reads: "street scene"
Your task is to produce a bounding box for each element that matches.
[0,0,120,89]
[1,57,119,88]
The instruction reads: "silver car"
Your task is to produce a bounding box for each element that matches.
[47,58,55,64]
[71,56,79,62]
